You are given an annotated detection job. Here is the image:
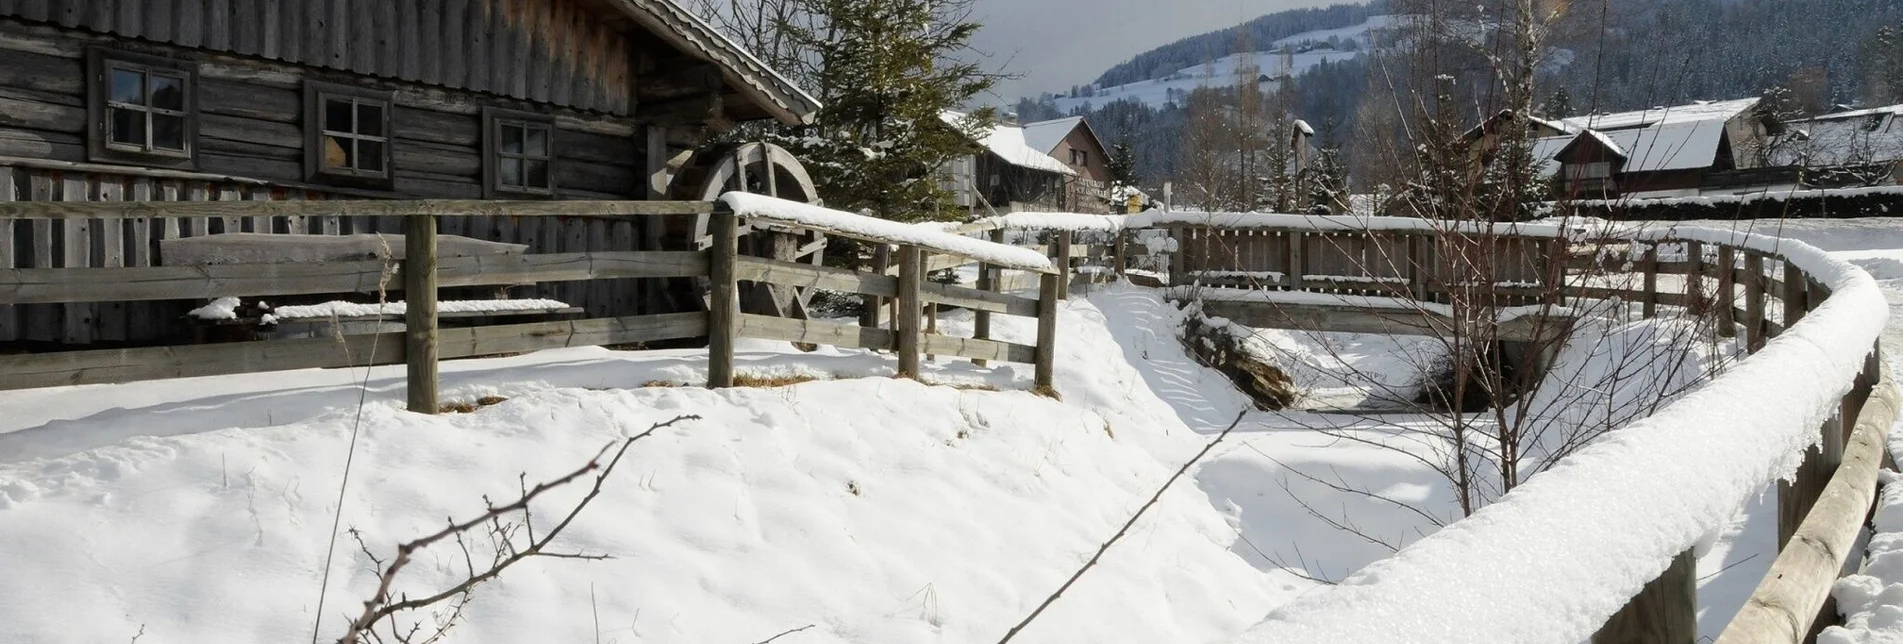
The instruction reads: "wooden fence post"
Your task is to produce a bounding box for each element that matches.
[404,213,439,414]
[1593,550,1698,644]
[1684,241,1703,315]
[973,229,1001,366]
[1113,228,1128,280]
[707,208,739,388]
[1744,253,1766,352]
[1287,230,1306,291]
[1640,242,1659,319]
[896,244,922,379]
[1035,271,1059,392]
[1053,230,1073,299]
[1168,227,1188,286]
[1717,246,1737,338]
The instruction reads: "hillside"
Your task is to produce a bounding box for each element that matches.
[1024,0,1903,186]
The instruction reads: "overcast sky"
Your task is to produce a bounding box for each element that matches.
[964,0,1346,102]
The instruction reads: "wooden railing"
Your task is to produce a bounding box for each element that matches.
[1054,214,1892,644]
[0,198,1061,409]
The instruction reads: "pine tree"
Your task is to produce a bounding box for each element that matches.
[1304,146,1349,214]
[1543,87,1574,119]
[1106,142,1138,186]
[776,0,1003,222]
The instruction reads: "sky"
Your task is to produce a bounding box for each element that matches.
[964,0,1348,102]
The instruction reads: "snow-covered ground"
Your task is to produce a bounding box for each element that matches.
[11,215,1903,643]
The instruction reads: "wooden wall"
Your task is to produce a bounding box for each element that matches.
[0,0,636,115]
[0,18,642,200]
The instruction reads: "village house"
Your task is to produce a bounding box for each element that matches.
[1528,98,1784,199]
[0,0,821,345]
[1020,116,1112,213]
[1770,103,1903,187]
[939,112,1075,215]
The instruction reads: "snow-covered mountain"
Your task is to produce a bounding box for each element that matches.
[1051,14,1397,113]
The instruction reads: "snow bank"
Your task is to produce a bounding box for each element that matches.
[961,212,1131,233]
[264,298,570,321]
[1823,468,1903,644]
[1234,225,1889,643]
[719,193,1055,271]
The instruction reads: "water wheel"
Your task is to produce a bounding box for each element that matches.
[666,141,827,325]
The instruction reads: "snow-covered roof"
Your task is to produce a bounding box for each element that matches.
[942,112,1077,176]
[1020,117,1084,155]
[1293,120,1315,136]
[1771,103,1903,167]
[1534,120,1731,175]
[1560,97,1760,131]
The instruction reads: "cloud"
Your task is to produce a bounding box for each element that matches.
[963,0,1346,101]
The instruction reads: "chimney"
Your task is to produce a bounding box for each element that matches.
[1001,111,1020,127]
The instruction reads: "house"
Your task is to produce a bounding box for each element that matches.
[1461,109,1577,177]
[939,112,1076,214]
[1530,98,1782,199]
[0,0,818,201]
[0,0,820,345]
[1020,116,1112,213]
[1770,103,1903,186]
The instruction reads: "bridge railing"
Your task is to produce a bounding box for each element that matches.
[954,210,1895,644]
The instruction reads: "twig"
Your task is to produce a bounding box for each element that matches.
[750,624,816,644]
[334,415,698,644]
[994,410,1249,644]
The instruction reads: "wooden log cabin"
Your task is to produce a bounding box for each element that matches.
[0,0,821,347]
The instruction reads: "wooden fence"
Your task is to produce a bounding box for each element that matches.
[0,158,664,346]
[0,198,1061,407]
[1108,217,1891,644]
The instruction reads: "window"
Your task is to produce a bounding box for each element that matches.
[1564,161,1612,181]
[304,82,393,186]
[1070,149,1089,166]
[483,108,555,197]
[87,49,197,168]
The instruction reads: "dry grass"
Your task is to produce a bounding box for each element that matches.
[922,379,1000,392]
[641,380,680,388]
[731,373,821,388]
[1030,384,1063,401]
[438,395,510,414]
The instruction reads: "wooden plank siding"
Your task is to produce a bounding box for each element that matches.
[1,0,635,115]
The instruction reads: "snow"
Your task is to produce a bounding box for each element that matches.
[1560,98,1761,132]
[1235,223,1889,643]
[187,296,242,320]
[940,111,1075,176]
[1773,103,1903,168]
[1174,286,1573,324]
[959,211,1129,233]
[1019,116,1082,155]
[719,193,1055,270]
[266,298,571,321]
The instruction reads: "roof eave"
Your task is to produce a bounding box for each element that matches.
[607,0,822,126]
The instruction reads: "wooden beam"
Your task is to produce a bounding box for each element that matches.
[737,313,895,351]
[706,209,738,388]
[974,228,1001,367]
[1715,351,1898,644]
[404,215,438,413]
[1717,246,1737,338]
[1745,253,1767,352]
[0,251,710,304]
[1592,550,1697,644]
[0,199,718,219]
[920,332,1037,365]
[1052,230,1072,299]
[1034,271,1059,391]
[896,244,922,379]
[0,312,710,390]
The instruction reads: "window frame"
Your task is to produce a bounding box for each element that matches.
[303,81,395,188]
[1070,149,1088,166]
[86,48,198,169]
[482,107,558,199]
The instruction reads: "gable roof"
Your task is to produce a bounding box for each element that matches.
[1560,98,1760,131]
[1773,103,1903,167]
[607,0,821,124]
[1536,121,1731,175]
[943,112,1077,176]
[1021,117,1084,154]
[1462,109,1580,141]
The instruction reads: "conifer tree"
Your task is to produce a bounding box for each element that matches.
[776,0,1005,222]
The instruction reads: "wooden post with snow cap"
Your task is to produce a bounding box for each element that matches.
[1592,550,1697,644]
[404,212,439,414]
[706,208,739,389]
[896,244,922,379]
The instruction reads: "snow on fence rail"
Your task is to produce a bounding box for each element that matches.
[0,196,1064,407]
